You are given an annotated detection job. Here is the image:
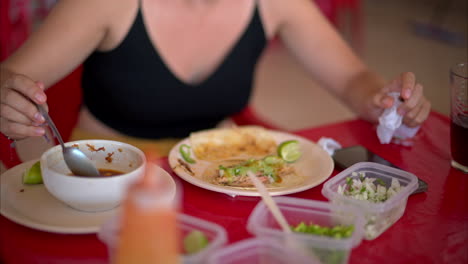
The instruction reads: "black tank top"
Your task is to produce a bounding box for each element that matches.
[81,6,266,139]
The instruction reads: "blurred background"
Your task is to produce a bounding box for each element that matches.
[1,0,467,170]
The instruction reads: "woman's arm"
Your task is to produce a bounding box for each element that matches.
[2,0,112,86]
[0,0,114,139]
[268,0,430,125]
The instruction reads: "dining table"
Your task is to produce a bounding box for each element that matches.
[0,111,467,264]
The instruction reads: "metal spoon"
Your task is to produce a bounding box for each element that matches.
[36,104,100,177]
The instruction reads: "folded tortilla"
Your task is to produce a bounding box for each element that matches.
[190,126,277,161]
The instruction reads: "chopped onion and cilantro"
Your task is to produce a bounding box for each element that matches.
[337,172,402,203]
[292,222,351,264]
[216,140,300,186]
[291,222,354,239]
[218,155,287,185]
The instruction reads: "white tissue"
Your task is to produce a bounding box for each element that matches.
[393,125,420,139]
[377,92,420,144]
[317,137,342,156]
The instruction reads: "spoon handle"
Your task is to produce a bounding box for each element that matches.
[36,104,65,148]
[246,171,291,233]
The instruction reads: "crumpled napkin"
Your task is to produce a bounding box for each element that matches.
[377,92,420,144]
[317,137,342,156]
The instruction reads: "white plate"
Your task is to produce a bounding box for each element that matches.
[0,160,176,234]
[168,130,334,197]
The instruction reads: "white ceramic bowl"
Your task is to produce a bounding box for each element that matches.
[40,140,146,212]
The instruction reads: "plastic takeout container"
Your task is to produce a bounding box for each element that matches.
[247,197,365,264]
[206,237,315,264]
[98,213,227,264]
[322,162,418,240]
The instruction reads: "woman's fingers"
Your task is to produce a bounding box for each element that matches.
[398,83,423,116]
[399,72,416,100]
[1,89,45,124]
[385,72,415,98]
[0,103,35,125]
[374,72,417,110]
[373,93,394,109]
[379,72,430,127]
[2,74,47,104]
[0,117,46,138]
[0,71,48,139]
[403,99,431,127]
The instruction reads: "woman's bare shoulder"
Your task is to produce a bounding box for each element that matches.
[50,0,134,24]
[1,0,138,85]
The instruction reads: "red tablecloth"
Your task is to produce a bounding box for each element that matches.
[1,111,467,264]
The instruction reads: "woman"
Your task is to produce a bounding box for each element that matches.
[0,0,431,143]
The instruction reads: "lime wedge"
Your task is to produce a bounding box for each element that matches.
[183,230,209,255]
[22,161,43,185]
[277,140,301,163]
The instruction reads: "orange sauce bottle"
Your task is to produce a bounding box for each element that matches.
[114,162,180,264]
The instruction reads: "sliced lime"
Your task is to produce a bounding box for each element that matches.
[22,161,43,185]
[277,140,301,163]
[183,230,209,255]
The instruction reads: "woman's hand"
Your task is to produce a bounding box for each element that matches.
[372,72,431,127]
[0,68,48,140]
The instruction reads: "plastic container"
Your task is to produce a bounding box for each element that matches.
[206,237,315,264]
[247,197,365,264]
[322,162,418,240]
[98,213,228,264]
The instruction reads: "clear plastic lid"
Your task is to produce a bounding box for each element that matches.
[206,237,316,264]
[98,213,228,264]
[322,162,418,212]
[247,197,365,250]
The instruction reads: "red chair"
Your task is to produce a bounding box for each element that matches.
[0,0,31,61]
[0,0,40,168]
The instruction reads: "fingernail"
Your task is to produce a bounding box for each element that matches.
[34,113,45,122]
[34,127,45,135]
[403,89,411,98]
[36,82,44,89]
[35,93,46,103]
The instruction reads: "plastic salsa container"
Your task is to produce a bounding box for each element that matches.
[98,213,227,264]
[322,162,418,240]
[247,197,365,264]
[206,238,315,264]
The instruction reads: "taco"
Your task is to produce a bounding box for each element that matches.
[189,126,277,161]
[205,156,297,188]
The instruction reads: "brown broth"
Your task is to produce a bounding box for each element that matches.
[98,168,124,177]
[69,168,124,177]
